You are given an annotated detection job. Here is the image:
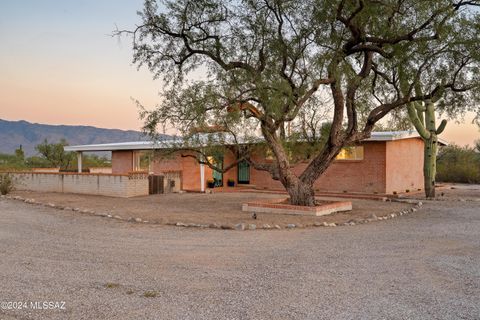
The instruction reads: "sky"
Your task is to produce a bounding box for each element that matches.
[0,0,479,146]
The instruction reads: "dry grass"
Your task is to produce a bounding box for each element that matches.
[143,291,158,298]
[104,282,120,289]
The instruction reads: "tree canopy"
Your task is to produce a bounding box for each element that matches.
[121,0,480,205]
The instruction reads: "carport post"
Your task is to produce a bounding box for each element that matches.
[77,152,83,173]
[200,162,205,192]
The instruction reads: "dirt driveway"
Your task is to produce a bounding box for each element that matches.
[0,187,479,319]
[12,190,413,228]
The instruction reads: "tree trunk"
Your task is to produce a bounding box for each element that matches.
[424,134,437,199]
[260,125,318,206]
[285,179,316,206]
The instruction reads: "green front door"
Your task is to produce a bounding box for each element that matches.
[212,156,223,187]
[238,160,250,184]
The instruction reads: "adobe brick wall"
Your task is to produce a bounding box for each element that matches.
[112,151,133,174]
[151,151,238,191]
[151,152,183,172]
[385,138,424,194]
[111,138,424,195]
[223,151,238,184]
[249,141,388,193]
[314,141,387,193]
[10,172,149,198]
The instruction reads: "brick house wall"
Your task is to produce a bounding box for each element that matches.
[248,141,388,193]
[112,151,133,174]
[110,137,425,195]
[385,138,424,194]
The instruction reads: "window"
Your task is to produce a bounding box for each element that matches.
[336,146,364,161]
[133,151,152,172]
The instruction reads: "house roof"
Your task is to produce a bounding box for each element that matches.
[64,131,448,152]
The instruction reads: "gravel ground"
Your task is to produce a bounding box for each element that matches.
[11,191,412,227]
[0,193,479,320]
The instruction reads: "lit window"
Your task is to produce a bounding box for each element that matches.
[336,146,364,160]
[265,149,274,161]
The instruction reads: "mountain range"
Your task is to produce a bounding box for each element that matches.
[0,119,162,156]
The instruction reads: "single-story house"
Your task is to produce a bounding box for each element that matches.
[64,131,447,195]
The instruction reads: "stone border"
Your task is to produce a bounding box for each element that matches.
[242,198,352,216]
[0,194,423,231]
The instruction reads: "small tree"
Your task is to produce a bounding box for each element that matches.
[119,0,480,205]
[35,139,75,170]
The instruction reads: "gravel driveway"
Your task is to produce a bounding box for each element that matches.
[0,196,479,320]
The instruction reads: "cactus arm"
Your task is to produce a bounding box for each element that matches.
[425,101,437,131]
[407,103,430,139]
[414,102,425,126]
[436,119,447,134]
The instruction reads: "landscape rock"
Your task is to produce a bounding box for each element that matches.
[113,215,123,220]
[274,225,282,229]
[286,224,296,229]
[94,212,108,217]
[134,218,143,223]
[176,222,188,227]
[248,224,257,230]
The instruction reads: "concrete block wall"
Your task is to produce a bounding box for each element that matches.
[89,167,112,174]
[10,172,149,198]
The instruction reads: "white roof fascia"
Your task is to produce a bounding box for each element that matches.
[64,131,448,152]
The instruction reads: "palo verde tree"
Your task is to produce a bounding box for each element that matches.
[35,139,75,170]
[120,0,480,206]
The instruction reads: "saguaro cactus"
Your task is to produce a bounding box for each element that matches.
[407,100,447,198]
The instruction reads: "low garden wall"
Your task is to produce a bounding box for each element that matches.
[8,171,149,198]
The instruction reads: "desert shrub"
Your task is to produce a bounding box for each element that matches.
[0,173,16,195]
[436,145,480,184]
[0,153,27,170]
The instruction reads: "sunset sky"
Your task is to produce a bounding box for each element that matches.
[0,0,479,146]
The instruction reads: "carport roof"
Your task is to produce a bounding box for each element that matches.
[64,131,448,152]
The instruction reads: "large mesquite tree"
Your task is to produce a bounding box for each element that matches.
[120,0,480,206]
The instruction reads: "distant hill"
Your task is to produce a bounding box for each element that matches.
[0,119,165,156]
